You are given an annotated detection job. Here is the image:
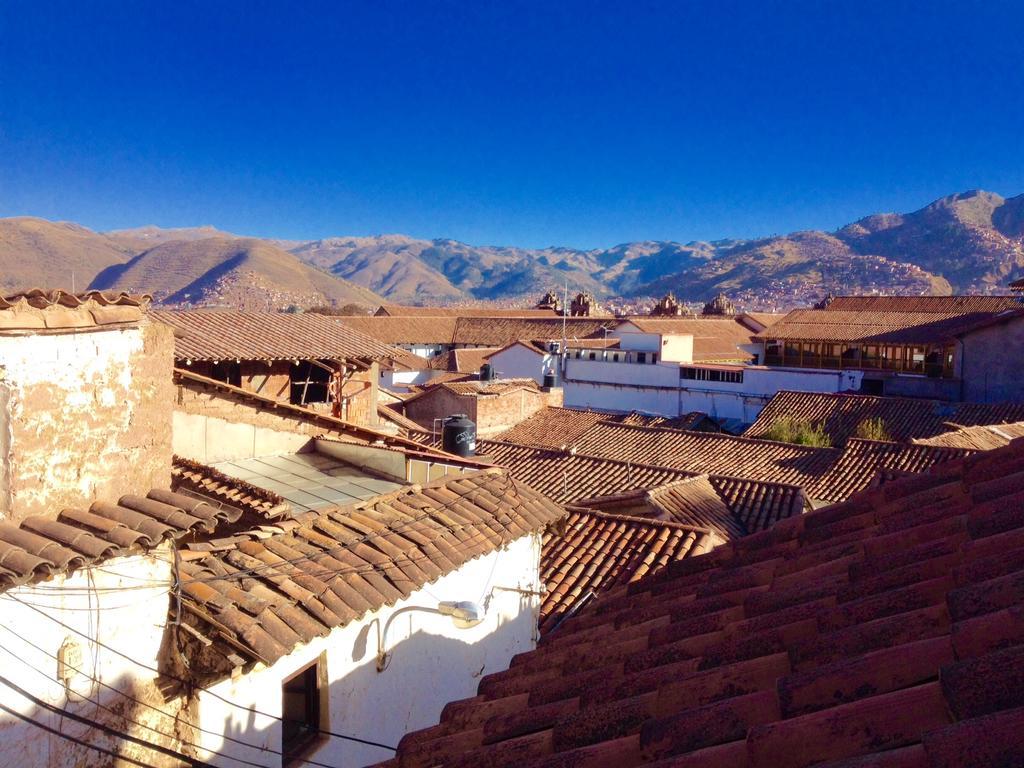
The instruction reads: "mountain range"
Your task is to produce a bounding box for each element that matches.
[1,189,1023,310]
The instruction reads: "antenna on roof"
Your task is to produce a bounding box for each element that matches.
[562,280,568,380]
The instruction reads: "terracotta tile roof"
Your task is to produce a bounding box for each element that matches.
[569,422,837,488]
[755,306,1024,344]
[171,456,293,519]
[494,408,717,450]
[809,438,976,504]
[451,317,615,346]
[0,488,240,589]
[376,304,561,318]
[823,295,1022,313]
[405,379,541,405]
[476,441,806,534]
[475,441,697,504]
[737,313,785,332]
[384,437,1024,768]
[172,468,565,672]
[1011,277,1024,291]
[707,475,807,533]
[913,422,1024,450]
[540,510,721,634]
[152,309,397,362]
[613,411,716,431]
[0,289,150,332]
[429,347,501,372]
[335,315,459,345]
[565,472,805,539]
[494,408,613,449]
[745,390,1024,446]
[385,347,434,371]
[442,379,540,396]
[618,317,756,361]
[573,477,742,539]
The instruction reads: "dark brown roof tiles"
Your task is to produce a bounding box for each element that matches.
[152,309,398,362]
[383,437,1024,768]
[173,468,566,673]
[745,390,1024,446]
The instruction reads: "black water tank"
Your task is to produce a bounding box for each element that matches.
[542,370,558,388]
[442,414,477,457]
[479,363,494,381]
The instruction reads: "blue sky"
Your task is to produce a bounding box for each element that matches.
[1,0,1023,249]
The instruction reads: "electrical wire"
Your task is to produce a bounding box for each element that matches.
[0,699,160,768]
[0,670,215,767]
[0,621,328,767]
[2,592,398,752]
[0,634,272,768]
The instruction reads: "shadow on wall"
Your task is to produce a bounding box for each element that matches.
[0,663,194,768]
[212,590,538,767]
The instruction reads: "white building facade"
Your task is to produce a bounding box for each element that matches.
[562,331,862,423]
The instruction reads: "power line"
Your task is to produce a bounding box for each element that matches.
[0,670,215,767]
[2,592,397,752]
[0,699,161,768]
[0,631,271,768]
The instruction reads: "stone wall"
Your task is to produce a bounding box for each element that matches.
[0,320,174,522]
[404,387,560,436]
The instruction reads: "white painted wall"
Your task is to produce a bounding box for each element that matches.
[380,368,445,393]
[563,360,863,422]
[195,533,543,768]
[610,327,662,352]
[173,410,313,463]
[487,345,552,385]
[0,552,181,768]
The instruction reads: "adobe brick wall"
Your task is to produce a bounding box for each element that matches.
[184,360,380,427]
[174,377,350,441]
[404,386,561,436]
[0,319,175,522]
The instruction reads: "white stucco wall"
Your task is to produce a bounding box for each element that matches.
[0,553,180,768]
[564,361,863,421]
[487,345,549,384]
[195,532,543,768]
[173,410,313,463]
[610,327,662,352]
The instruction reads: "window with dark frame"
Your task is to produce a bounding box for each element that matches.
[289,360,332,405]
[209,360,242,388]
[282,659,323,765]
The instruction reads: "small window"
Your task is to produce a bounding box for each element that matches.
[651,353,658,364]
[637,352,647,363]
[282,659,325,765]
[588,352,596,361]
[210,361,241,388]
[290,361,332,405]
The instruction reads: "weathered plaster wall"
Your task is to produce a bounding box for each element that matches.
[0,552,187,768]
[0,320,174,522]
[195,533,543,767]
[172,377,362,462]
[960,317,1024,403]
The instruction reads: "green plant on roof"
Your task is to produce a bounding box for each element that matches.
[762,415,832,447]
[854,416,892,442]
